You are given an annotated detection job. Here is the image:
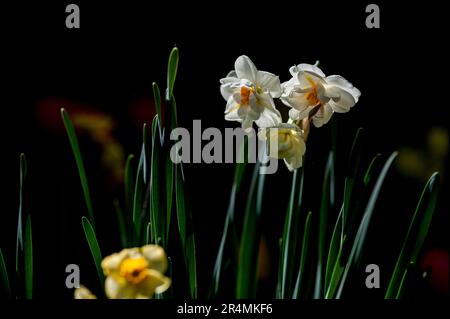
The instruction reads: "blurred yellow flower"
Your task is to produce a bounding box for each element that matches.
[74,285,97,299]
[73,112,125,183]
[101,245,171,299]
[258,123,306,171]
[397,127,448,182]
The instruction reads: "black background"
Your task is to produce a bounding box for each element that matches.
[0,1,448,301]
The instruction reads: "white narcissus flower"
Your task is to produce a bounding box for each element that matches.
[258,123,306,171]
[281,64,361,127]
[101,245,171,299]
[220,56,282,130]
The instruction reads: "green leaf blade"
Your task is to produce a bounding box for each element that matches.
[132,125,149,245]
[16,153,27,273]
[81,216,104,286]
[175,165,197,298]
[385,172,440,299]
[165,156,174,245]
[124,154,135,217]
[150,115,164,246]
[166,47,179,100]
[113,200,128,248]
[279,165,305,299]
[210,139,248,297]
[0,248,12,299]
[292,211,313,299]
[61,108,95,227]
[236,164,266,298]
[336,151,398,298]
[132,152,145,244]
[152,82,162,126]
[314,152,334,299]
[24,215,33,299]
[325,205,343,291]
[325,128,364,292]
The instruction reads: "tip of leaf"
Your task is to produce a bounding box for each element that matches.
[169,47,179,62]
[428,172,440,189]
[20,153,28,178]
[81,216,91,227]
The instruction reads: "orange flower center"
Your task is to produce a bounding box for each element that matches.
[240,86,254,105]
[304,76,320,107]
[119,257,149,285]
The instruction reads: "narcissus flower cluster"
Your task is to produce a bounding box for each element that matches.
[220,56,361,171]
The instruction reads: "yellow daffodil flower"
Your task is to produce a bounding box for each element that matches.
[101,245,171,299]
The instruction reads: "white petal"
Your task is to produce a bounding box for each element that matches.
[137,269,171,298]
[219,75,238,85]
[225,107,242,121]
[141,245,168,273]
[224,96,239,113]
[239,107,260,130]
[287,106,315,121]
[101,249,129,276]
[237,104,250,118]
[256,71,281,98]
[281,76,299,95]
[289,65,299,76]
[284,155,303,171]
[326,87,357,112]
[105,277,134,299]
[235,55,257,81]
[284,136,306,171]
[255,108,282,128]
[247,108,260,121]
[225,104,242,121]
[74,285,97,299]
[283,90,310,109]
[297,70,325,89]
[105,277,121,299]
[288,108,301,121]
[220,82,236,101]
[326,75,361,102]
[249,93,265,113]
[227,70,237,78]
[311,104,333,127]
[281,91,315,119]
[326,75,360,95]
[296,63,326,78]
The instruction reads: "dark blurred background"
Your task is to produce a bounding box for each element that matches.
[0,1,448,299]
